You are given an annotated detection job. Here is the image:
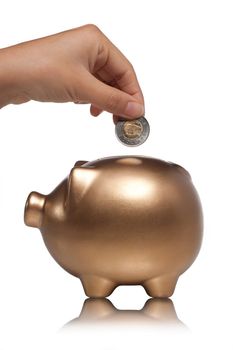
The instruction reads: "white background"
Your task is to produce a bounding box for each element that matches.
[0,1,233,349]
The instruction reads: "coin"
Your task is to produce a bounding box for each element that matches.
[115,117,150,146]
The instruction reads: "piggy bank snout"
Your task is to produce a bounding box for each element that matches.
[24,191,46,228]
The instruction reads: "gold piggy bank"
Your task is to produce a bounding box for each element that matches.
[24,156,203,298]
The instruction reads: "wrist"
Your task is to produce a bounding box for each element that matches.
[0,47,24,108]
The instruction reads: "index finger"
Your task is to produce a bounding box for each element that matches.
[99,34,145,107]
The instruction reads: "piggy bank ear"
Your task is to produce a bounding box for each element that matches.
[74,160,88,167]
[65,166,98,208]
[169,162,191,179]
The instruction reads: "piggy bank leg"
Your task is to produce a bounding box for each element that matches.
[143,274,178,298]
[80,275,116,298]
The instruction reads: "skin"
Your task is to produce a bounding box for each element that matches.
[0,24,144,122]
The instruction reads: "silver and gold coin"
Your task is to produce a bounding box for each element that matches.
[115,117,150,146]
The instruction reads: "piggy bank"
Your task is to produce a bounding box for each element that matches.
[24,156,203,298]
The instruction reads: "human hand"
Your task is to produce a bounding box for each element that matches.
[0,24,144,120]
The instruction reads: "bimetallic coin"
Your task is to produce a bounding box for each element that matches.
[115,117,150,146]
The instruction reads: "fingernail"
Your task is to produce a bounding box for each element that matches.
[124,102,144,118]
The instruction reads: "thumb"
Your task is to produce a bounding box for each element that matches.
[80,72,144,119]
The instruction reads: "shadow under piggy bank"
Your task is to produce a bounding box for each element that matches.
[62,297,187,331]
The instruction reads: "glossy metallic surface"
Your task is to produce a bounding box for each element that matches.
[115,117,150,146]
[24,156,203,298]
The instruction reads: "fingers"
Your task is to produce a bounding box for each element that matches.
[90,104,103,117]
[113,115,120,124]
[97,33,145,107]
[70,25,145,120]
[80,70,144,119]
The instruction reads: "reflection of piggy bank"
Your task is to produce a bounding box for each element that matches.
[24,156,203,298]
[64,298,186,329]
